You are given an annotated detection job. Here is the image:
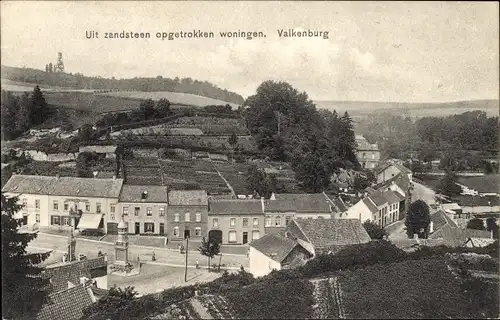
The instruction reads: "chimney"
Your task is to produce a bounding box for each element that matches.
[261,197,265,212]
[141,190,148,200]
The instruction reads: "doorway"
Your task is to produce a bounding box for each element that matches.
[135,222,140,234]
[184,229,190,239]
[243,232,248,244]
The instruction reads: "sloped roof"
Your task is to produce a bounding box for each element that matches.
[42,257,107,294]
[208,199,263,215]
[168,190,208,206]
[362,198,378,213]
[368,191,388,207]
[265,193,331,213]
[292,218,371,249]
[384,190,403,204]
[431,210,458,232]
[2,175,124,198]
[355,136,379,151]
[36,284,94,320]
[376,172,411,192]
[79,145,117,153]
[250,233,300,263]
[375,162,412,175]
[429,224,491,241]
[119,185,168,203]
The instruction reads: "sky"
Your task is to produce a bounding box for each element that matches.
[1,1,499,102]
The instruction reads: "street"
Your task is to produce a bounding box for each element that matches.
[411,181,436,205]
[28,233,249,269]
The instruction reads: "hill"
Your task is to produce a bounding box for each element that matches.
[1,65,244,104]
[315,99,499,118]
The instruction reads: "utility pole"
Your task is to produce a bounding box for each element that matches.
[184,236,189,282]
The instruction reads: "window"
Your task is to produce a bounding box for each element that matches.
[195,213,201,222]
[173,226,179,236]
[64,203,69,211]
[252,230,260,240]
[362,152,366,159]
[372,154,375,159]
[123,207,129,215]
[174,213,180,222]
[134,207,140,216]
[53,201,59,211]
[285,216,291,226]
[159,207,165,217]
[195,227,201,236]
[96,203,102,213]
[265,217,271,227]
[86,203,91,212]
[230,218,236,227]
[185,213,190,222]
[110,214,115,220]
[63,217,71,226]
[110,205,115,213]
[253,218,259,227]
[36,214,40,223]
[243,218,248,227]
[35,199,40,209]
[213,218,219,228]
[275,216,281,227]
[228,231,237,243]
[22,198,27,208]
[147,207,152,216]
[144,222,155,233]
[51,216,60,225]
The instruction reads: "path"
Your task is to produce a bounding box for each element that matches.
[190,298,213,319]
[211,161,236,198]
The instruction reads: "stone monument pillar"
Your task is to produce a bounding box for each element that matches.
[67,228,76,262]
[114,216,129,268]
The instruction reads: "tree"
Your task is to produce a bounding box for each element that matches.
[363,220,388,240]
[155,98,171,118]
[78,124,95,142]
[405,200,431,239]
[199,236,220,272]
[466,218,485,231]
[228,133,238,161]
[246,165,276,198]
[76,151,99,178]
[338,112,359,168]
[30,86,48,125]
[1,90,20,140]
[2,193,50,319]
[353,174,370,191]
[486,217,499,238]
[82,285,138,320]
[437,170,462,197]
[138,99,155,121]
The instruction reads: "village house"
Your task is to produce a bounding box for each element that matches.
[248,233,312,277]
[208,199,264,245]
[166,190,208,243]
[284,218,371,257]
[78,145,117,159]
[355,135,381,169]
[375,162,412,185]
[115,185,169,235]
[1,174,123,233]
[262,193,333,235]
[342,190,405,227]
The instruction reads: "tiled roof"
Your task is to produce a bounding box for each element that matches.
[36,284,94,320]
[384,190,403,204]
[429,224,492,241]
[119,185,168,203]
[168,190,208,206]
[250,233,299,263]
[431,210,458,232]
[292,218,371,249]
[362,198,378,213]
[42,257,107,294]
[368,191,388,207]
[2,175,124,198]
[265,193,331,213]
[393,163,412,175]
[208,199,263,215]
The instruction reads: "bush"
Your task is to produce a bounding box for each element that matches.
[79,229,105,237]
[298,241,407,278]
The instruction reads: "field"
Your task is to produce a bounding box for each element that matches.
[97,91,241,108]
[458,174,500,194]
[316,99,500,119]
[337,259,475,319]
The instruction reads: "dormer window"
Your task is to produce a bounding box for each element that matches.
[141,191,148,200]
